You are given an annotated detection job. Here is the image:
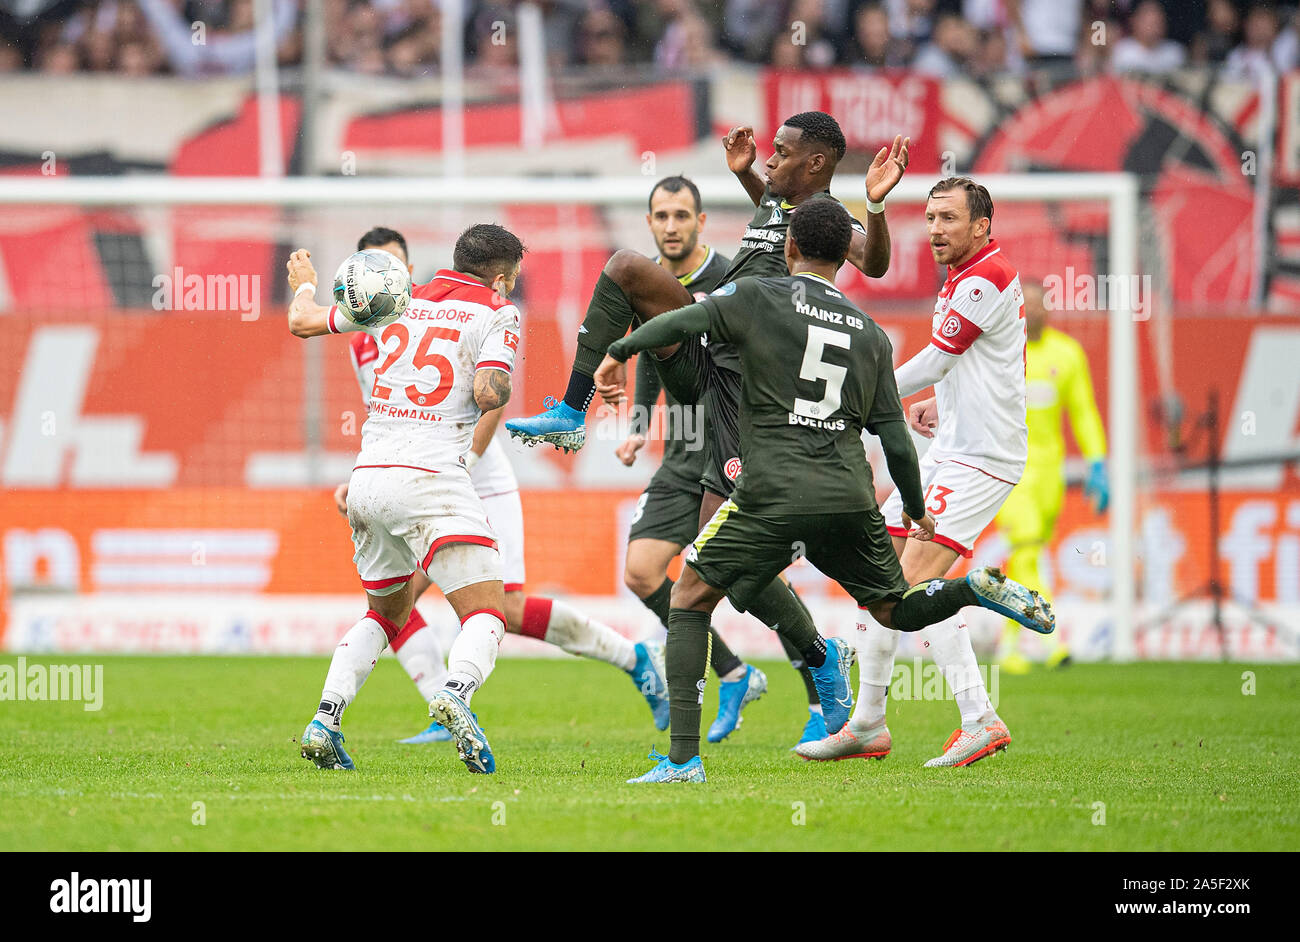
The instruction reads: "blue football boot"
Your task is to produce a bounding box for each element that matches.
[967,567,1056,635]
[398,720,452,744]
[630,641,670,731]
[793,706,828,750]
[428,690,495,774]
[300,719,355,770]
[627,748,706,784]
[808,637,856,735]
[707,664,767,742]
[505,395,586,453]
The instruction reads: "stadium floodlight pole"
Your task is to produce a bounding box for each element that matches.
[440,0,466,179]
[253,0,283,178]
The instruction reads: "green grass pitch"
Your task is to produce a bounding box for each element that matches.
[2,655,1297,851]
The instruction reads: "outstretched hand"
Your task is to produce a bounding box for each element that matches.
[287,249,318,294]
[594,355,628,406]
[901,510,936,541]
[865,135,910,204]
[722,126,758,174]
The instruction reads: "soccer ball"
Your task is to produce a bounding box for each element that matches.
[332,249,411,328]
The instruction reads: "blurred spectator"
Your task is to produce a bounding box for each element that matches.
[722,0,785,61]
[655,9,721,71]
[1190,0,1240,65]
[1110,0,1186,73]
[35,37,77,71]
[1223,3,1294,80]
[1276,7,1299,72]
[969,26,1009,78]
[846,2,908,66]
[135,0,298,76]
[883,0,938,57]
[1007,0,1083,69]
[783,0,840,68]
[913,11,977,76]
[0,36,23,70]
[468,3,516,73]
[577,7,626,67]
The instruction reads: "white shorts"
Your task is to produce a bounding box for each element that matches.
[879,453,1015,558]
[470,437,525,591]
[348,465,501,595]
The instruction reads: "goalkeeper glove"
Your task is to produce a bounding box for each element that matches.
[1084,459,1109,514]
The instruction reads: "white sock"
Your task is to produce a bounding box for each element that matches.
[444,610,505,705]
[850,608,899,730]
[921,615,995,725]
[808,703,823,715]
[720,666,747,682]
[394,618,448,703]
[315,614,390,730]
[543,599,637,672]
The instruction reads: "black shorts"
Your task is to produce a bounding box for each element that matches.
[627,469,704,547]
[686,500,909,612]
[652,338,743,499]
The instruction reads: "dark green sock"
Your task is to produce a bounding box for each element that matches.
[708,626,743,678]
[569,272,634,385]
[779,634,819,706]
[666,608,712,764]
[890,578,979,632]
[744,578,826,668]
[640,577,739,678]
[639,578,673,629]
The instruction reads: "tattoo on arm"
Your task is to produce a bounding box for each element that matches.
[475,368,512,411]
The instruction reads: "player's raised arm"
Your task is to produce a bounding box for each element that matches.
[847,135,909,279]
[723,126,767,207]
[286,249,334,337]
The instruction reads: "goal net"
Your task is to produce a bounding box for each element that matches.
[4,172,1286,664]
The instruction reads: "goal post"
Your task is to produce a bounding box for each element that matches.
[0,171,1140,660]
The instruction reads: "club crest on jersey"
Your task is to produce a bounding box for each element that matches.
[940,314,963,338]
[724,457,743,481]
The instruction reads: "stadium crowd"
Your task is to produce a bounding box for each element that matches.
[0,0,1297,80]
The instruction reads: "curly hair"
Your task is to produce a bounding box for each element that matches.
[782,111,847,162]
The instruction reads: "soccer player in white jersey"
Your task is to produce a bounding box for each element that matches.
[331,228,669,745]
[285,224,525,775]
[797,177,1036,768]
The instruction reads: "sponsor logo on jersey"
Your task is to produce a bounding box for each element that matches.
[925,579,945,596]
[503,329,519,352]
[712,282,737,297]
[724,457,743,480]
[940,314,963,338]
[766,207,784,226]
[969,287,984,302]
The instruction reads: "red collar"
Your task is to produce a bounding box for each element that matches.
[945,239,999,282]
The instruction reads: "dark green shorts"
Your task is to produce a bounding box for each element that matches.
[627,470,703,547]
[652,338,743,500]
[686,500,908,612]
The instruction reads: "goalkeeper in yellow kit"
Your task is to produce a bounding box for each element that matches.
[995,282,1108,672]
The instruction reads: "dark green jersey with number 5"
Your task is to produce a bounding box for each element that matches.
[698,272,905,516]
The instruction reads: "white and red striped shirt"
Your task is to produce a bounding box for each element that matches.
[924,239,1028,483]
[330,269,520,473]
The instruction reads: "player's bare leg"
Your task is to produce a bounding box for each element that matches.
[302,580,414,770]
[506,251,693,451]
[504,588,671,730]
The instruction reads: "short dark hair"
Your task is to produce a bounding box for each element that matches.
[648,175,702,214]
[357,226,409,261]
[928,177,994,232]
[789,197,852,264]
[782,111,847,163]
[453,223,525,280]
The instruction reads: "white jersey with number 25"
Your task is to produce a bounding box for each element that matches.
[328,268,520,473]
